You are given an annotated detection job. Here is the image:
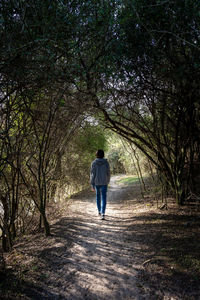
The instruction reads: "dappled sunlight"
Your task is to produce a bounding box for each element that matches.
[8,177,200,299]
[12,177,142,299]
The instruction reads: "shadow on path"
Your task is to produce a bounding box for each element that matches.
[3,176,200,300]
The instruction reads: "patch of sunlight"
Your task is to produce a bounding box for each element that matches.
[117,176,139,186]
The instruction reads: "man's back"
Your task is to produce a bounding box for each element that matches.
[90,158,110,186]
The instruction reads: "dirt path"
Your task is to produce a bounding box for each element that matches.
[3,176,200,299]
[45,176,143,300]
[56,176,144,300]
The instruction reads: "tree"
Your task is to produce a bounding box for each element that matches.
[57,121,107,197]
[90,0,200,205]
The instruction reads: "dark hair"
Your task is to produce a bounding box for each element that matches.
[96,149,104,158]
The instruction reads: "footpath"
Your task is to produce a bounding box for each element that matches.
[2,176,200,299]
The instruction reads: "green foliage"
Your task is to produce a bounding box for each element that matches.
[106,132,126,174]
[106,131,149,176]
[57,122,107,197]
[75,122,107,160]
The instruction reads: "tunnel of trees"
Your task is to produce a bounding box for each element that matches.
[0,0,200,251]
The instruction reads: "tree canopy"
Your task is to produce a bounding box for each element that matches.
[0,0,200,250]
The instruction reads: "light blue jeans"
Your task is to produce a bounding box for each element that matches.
[95,185,107,215]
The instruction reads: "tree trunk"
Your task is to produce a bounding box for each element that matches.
[175,188,185,206]
[41,211,51,236]
[1,195,12,251]
[2,231,12,252]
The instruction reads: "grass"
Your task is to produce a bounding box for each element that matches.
[117,176,139,186]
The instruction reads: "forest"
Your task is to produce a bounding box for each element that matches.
[0,0,200,284]
[0,1,200,298]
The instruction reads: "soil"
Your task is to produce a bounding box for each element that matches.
[1,176,200,300]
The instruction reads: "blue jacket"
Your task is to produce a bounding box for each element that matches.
[90,158,110,186]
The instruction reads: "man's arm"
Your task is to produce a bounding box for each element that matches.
[107,161,111,184]
[90,162,96,187]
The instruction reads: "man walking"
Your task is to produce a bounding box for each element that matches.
[90,149,110,220]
